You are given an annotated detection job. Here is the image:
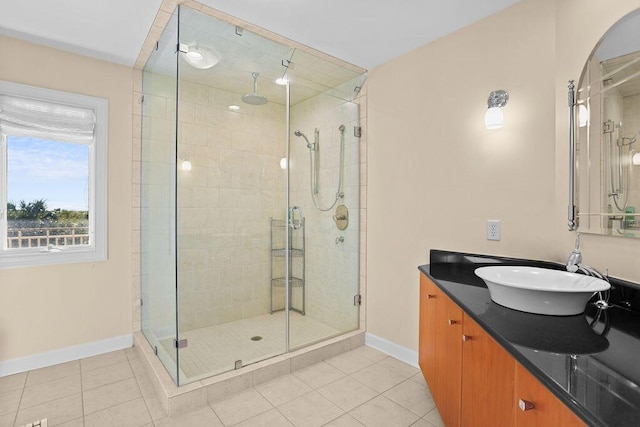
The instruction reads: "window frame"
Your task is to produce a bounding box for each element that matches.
[0,80,107,268]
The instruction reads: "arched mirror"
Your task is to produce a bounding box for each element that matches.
[573,9,640,238]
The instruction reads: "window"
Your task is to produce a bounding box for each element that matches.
[0,80,107,267]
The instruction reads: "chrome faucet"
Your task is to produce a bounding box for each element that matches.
[566,233,583,273]
[566,233,610,307]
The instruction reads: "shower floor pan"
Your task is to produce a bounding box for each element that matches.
[160,312,340,383]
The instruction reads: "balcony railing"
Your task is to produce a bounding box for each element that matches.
[7,227,89,249]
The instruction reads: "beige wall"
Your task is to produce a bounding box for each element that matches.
[367,0,640,352]
[0,35,133,361]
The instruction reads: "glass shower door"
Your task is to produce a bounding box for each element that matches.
[141,11,179,383]
[286,49,365,350]
[174,6,289,384]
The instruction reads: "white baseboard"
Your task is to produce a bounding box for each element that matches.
[0,334,133,377]
[365,332,418,368]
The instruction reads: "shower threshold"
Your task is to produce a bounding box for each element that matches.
[134,324,365,416]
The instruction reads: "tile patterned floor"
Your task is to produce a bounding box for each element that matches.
[158,312,340,383]
[0,345,444,427]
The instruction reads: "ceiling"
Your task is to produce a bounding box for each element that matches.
[0,0,521,71]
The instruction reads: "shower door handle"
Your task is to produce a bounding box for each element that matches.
[289,206,303,229]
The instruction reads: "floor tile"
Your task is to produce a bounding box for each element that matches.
[376,357,420,379]
[325,351,377,375]
[57,418,85,427]
[124,347,139,361]
[323,413,365,427]
[293,362,344,390]
[80,351,128,373]
[0,412,15,427]
[20,374,81,409]
[128,357,148,378]
[82,377,141,415]
[234,408,294,426]
[154,406,223,427]
[15,393,83,427]
[210,388,273,426]
[256,374,312,406]
[317,376,378,411]
[6,344,436,427]
[0,389,21,416]
[350,363,407,393]
[81,361,134,391]
[422,408,444,427]
[383,380,435,417]
[278,391,343,427]
[411,418,438,427]
[142,394,167,422]
[409,372,427,388]
[0,372,27,394]
[133,372,156,397]
[84,398,151,427]
[349,395,419,427]
[26,361,80,388]
[350,346,387,363]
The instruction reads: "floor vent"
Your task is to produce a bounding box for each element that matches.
[23,419,47,427]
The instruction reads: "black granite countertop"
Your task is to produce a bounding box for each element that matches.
[420,249,640,427]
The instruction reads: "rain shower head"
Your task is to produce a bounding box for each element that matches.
[242,72,268,105]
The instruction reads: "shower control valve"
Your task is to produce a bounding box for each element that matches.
[289,206,303,229]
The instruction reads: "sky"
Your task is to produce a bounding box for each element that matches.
[7,136,89,211]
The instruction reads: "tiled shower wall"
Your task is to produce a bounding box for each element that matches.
[290,82,363,333]
[176,80,286,331]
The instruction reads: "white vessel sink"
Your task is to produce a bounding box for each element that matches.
[474,266,610,316]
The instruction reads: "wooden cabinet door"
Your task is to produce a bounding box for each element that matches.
[433,289,463,427]
[514,363,585,427]
[419,274,438,386]
[461,315,515,427]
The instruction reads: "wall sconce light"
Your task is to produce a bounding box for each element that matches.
[484,90,509,129]
[633,152,640,165]
[181,159,192,172]
[279,157,288,170]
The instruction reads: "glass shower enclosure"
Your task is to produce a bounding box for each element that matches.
[141,6,366,385]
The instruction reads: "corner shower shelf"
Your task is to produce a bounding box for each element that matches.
[270,218,305,315]
[271,249,304,258]
[271,277,304,288]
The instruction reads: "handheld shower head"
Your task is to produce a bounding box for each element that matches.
[294,130,312,148]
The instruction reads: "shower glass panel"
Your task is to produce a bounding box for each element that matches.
[141,5,366,386]
[287,50,363,350]
[141,11,179,383]
[174,7,289,384]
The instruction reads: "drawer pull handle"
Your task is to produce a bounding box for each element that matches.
[519,399,534,411]
[448,319,459,325]
[426,294,436,299]
[462,334,471,342]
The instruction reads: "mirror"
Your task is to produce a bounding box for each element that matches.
[575,9,640,238]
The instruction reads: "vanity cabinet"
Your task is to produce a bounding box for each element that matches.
[419,274,461,426]
[418,274,437,386]
[460,314,514,426]
[514,363,584,427]
[419,273,585,427]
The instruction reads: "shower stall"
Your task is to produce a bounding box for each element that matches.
[140,6,366,386]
